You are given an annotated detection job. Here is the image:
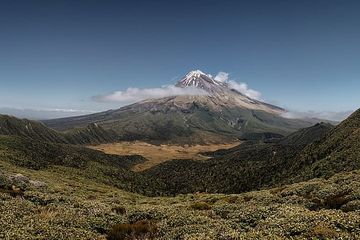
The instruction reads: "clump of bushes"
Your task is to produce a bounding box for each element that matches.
[269,186,287,195]
[223,196,239,204]
[128,211,155,223]
[341,200,360,212]
[107,220,157,240]
[323,190,351,209]
[190,202,212,210]
[0,171,10,188]
[243,195,253,202]
[9,174,30,190]
[306,190,352,211]
[0,172,27,198]
[0,187,24,198]
[112,206,126,215]
[312,224,338,239]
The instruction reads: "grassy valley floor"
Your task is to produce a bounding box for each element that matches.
[89,141,240,171]
[1,159,360,239]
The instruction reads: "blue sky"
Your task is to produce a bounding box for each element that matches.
[0,0,359,119]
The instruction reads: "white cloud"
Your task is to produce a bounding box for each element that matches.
[214,71,262,100]
[42,108,94,113]
[95,71,262,103]
[93,85,208,103]
[213,72,353,121]
[282,110,354,122]
[227,81,262,100]
[214,72,229,82]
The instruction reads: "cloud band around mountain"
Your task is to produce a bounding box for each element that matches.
[93,85,208,103]
[94,71,262,103]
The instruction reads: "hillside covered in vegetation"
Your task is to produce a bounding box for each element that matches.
[0,114,119,145]
[143,121,335,194]
[1,155,360,239]
[143,110,360,195]
[0,135,166,196]
[0,109,359,239]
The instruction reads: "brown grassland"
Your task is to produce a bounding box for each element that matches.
[89,141,240,171]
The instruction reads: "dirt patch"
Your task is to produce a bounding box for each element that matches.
[89,141,240,171]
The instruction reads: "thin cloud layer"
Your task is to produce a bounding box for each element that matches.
[94,85,208,103]
[0,107,95,120]
[282,110,354,122]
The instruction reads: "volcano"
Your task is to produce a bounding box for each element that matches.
[44,70,323,144]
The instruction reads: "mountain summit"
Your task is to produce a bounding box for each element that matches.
[175,70,284,115]
[176,70,227,92]
[44,70,324,144]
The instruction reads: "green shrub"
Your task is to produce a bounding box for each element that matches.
[341,200,360,212]
[0,188,24,198]
[0,172,10,189]
[307,190,352,210]
[323,191,351,209]
[190,202,212,210]
[312,224,338,239]
[107,220,156,240]
[223,196,238,204]
[243,195,253,202]
[269,186,286,195]
[112,206,126,215]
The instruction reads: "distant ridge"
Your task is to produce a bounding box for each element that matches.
[144,120,336,194]
[291,108,360,180]
[0,114,67,143]
[144,108,360,194]
[0,114,117,145]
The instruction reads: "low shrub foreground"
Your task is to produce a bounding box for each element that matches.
[0,160,360,239]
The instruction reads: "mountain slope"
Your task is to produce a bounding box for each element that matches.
[63,123,119,144]
[0,114,118,145]
[143,121,335,194]
[2,148,360,239]
[44,70,324,144]
[144,108,360,194]
[0,114,68,143]
[278,122,334,146]
[289,109,360,181]
[0,135,166,195]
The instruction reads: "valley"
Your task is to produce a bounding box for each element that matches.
[0,109,360,239]
[89,141,240,171]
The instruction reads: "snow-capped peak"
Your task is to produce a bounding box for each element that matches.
[185,70,208,79]
[177,69,225,89]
